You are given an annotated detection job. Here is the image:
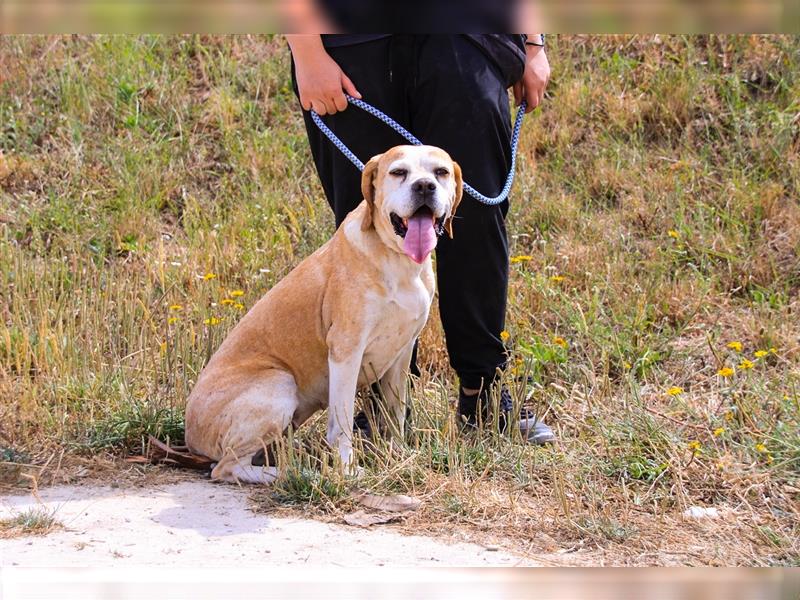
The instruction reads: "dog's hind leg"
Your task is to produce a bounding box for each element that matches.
[210,371,299,485]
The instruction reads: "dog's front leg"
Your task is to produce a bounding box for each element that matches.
[326,351,363,472]
[378,341,415,442]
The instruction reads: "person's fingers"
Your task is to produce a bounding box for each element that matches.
[525,84,538,112]
[311,98,327,115]
[513,81,522,106]
[341,73,362,99]
[322,96,338,115]
[332,92,348,112]
[299,95,312,112]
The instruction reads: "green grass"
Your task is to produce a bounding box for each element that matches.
[1,35,798,565]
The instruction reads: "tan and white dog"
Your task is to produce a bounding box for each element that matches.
[185,145,462,483]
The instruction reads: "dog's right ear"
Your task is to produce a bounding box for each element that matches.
[360,154,382,231]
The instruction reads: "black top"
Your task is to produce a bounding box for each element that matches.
[321,35,391,48]
[318,0,516,33]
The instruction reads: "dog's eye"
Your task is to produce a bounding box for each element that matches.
[434,168,449,177]
[389,168,408,177]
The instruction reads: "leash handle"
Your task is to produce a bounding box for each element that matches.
[309,95,526,206]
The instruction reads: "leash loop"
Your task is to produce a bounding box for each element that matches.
[309,95,526,206]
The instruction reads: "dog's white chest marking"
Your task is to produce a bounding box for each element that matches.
[359,266,432,384]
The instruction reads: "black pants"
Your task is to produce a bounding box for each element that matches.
[293,35,518,390]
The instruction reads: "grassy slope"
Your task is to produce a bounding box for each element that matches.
[0,35,798,565]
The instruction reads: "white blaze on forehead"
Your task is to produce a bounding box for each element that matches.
[385,146,451,174]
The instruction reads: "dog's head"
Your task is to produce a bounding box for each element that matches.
[360,145,463,264]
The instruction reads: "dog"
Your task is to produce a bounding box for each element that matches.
[185,145,463,483]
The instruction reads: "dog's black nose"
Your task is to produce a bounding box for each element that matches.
[412,178,436,198]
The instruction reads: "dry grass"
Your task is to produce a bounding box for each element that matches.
[0,35,798,565]
[0,506,61,539]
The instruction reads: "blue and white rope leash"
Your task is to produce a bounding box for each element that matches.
[309,95,526,206]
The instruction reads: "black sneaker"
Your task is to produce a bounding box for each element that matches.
[457,386,555,445]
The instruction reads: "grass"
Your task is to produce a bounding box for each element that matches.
[1,34,798,566]
[0,506,61,538]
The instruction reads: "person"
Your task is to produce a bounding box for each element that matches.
[286,34,555,444]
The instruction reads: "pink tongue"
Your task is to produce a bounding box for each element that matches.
[402,213,437,264]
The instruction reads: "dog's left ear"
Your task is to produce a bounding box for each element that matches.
[444,161,463,239]
[360,154,382,231]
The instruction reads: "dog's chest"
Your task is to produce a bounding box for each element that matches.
[360,275,432,380]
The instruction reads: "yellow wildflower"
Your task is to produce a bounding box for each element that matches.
[204,316,222,326]
[769,347,778,355]
[220,298,235,306]
[510,255,532,264]
[623,361,632,370]
[203,272,217,281]
[724,411,734,422]
[549,275,565,283]
[726,341,743,352]
[552,336,568,349]
[717,367,735,377]
[754,350,768,358]
[169,304,183,312]
[688,440,702,453]
[738,359,754,370]
[713,427,725,437]
[229,290,245,297]
[667,229,680,239]
[500,330,510,342]
[766,454,773,464]
[755,443,768,453]
[168,316,178,325]
[666,386,683,396]
[234,303,245,310]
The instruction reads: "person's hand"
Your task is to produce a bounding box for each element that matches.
[513,45,550,113]
[287,35,361,116]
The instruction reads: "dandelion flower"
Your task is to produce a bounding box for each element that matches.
[229,290,245,297]
[717,367,735,377]
[713,427,725,437]
[666,386,683,396]
[755,443,768,453]
[688,440,702,452]
[738,359,754,370]
[204,316,222,326]
[769,347,778,355]
[753,350,768,358]
[203,272,217,281]
[553,336,568,349]
[766,454,773,464]
[623,361,632,370]
[500,330,510,342]
[726,341,743,352]
[168,317,178,325]
[510,255,532,264]
[169,304,183,312]
[234,303,245,310]
[667,229,680,239]
[549,275,565,283]
[220,298,235,306]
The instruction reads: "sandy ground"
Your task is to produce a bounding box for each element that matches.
[0,481,536,567]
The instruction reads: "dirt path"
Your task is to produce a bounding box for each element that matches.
[0,482,537,567]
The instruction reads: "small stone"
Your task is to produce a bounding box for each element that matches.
[683,506,721,520]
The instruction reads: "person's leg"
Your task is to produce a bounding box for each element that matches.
[291,37,419,434]
[410,36,554,443]
[411,35,512,393]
